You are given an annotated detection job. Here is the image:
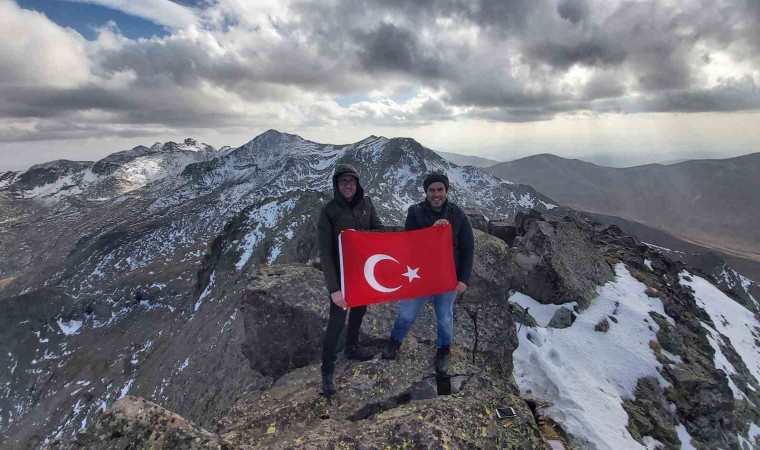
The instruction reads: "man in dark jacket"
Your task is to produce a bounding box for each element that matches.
[318,163,384,396]
[382,172,474,375]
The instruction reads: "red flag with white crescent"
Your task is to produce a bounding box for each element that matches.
[339,225,457,308]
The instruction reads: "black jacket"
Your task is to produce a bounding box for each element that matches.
[318,164,384,294]
[405,200,474,285]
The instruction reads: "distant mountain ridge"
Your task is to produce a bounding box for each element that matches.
[433,150,499,168]
[0,138,221,200]
[485,152,760,263]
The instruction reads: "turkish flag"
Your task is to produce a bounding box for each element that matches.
[339,225,457,308]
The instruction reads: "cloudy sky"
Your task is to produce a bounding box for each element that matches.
[1,0,759,170]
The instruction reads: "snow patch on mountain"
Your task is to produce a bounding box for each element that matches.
[57,319,83,336]
[509,293,577,327]
[680,272,760,385]
[513,264,673,450]
[235,198,297,270]
[676,423,697,449]
[701,323,747,400]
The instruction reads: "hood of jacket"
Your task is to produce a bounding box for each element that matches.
[332,163,364,207]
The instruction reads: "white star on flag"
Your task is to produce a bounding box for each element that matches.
[402,266,420,283]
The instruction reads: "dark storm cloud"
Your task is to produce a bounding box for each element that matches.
[589,77,760,114]
[354,22,443,78]
[95,34,364,95]
[0,84,254,129]
[582,73,627,100]
[557,0,590,24]
[526,37,628,70]
[2,0,760,144]
[647,78,760,113]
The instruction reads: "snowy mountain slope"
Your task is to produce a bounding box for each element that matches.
[158,131,556,224]
[507,215,760,449]
[3,130,756,449]
[0,130,557,448]
[513,264,674,449]
[0,139,219,201]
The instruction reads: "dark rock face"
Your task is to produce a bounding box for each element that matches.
[0,288,78,432]
[623,377,679,448]
[240,267,328,377]
[11,160,93,191]
[465,231,512,304]
[508,210,615,308]
[488,220,517,247]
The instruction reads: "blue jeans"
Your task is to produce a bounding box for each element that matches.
[390,291,456,348]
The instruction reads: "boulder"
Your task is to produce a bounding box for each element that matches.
[547,307,575,329]
[594,318,610,333]
[240,267,330,377]
[464,230,511,304]
[508,210,614,308]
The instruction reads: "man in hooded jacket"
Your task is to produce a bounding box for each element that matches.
[317,164,384,396]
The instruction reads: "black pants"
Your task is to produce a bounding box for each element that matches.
[321,301,367,375]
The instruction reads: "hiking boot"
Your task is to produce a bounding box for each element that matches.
[344,345,374,361]
[321,372,336,397]
[382,337,402,360]
[435,346,450,375]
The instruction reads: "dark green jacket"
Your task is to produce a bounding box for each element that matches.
[318,164,384,294]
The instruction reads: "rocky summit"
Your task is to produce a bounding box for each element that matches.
[1,131,758,449]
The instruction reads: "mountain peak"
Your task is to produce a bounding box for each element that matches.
[242,129,307,148]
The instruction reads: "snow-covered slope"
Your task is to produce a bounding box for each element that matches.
[0,130,558,447]
[513,265,674,449]
[0,139,219,201]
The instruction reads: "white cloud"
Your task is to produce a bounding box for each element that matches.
[0,1,92,88]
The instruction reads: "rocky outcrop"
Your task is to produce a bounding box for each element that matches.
[547,306,575,329]
[217,344,542,449]
[581,214,759,449]
[46,396,235,450]
[508,210,614,308]
[623,377,679,448]
[464,207,488,232]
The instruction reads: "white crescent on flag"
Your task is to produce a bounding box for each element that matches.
[364,254,403,293]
